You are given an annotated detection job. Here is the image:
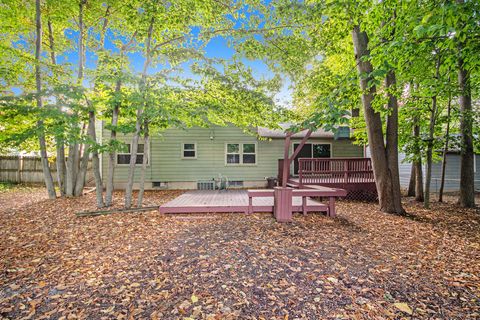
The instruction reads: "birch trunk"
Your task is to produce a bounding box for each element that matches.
[35,0,56,199]
[351,25,404,214]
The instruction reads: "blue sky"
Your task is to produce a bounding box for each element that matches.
[56,26,293,108]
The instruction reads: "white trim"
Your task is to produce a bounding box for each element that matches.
[181,142,197,159]
[225,142,258,166]
[116,142,150,166]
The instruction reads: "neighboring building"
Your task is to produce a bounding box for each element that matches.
[366,148,480,192]
[101,124,364,190]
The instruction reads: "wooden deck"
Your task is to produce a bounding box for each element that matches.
[159,190,328,214]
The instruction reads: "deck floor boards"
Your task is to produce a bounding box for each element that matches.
[159,190,327,214]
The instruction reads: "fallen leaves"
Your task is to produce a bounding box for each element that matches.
[393,302,413,315]
[0,188,479,319]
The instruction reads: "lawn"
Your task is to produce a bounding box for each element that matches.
[0,187,479,319]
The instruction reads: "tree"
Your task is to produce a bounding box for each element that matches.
[35,0,56,199]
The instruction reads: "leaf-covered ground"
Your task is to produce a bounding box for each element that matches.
[0,187,479,319]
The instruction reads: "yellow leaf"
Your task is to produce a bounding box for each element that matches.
[394,302,413,315]
[191,294,199,303]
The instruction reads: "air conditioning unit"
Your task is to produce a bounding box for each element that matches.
[197,180,215,190]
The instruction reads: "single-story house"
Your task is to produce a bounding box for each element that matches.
[99,123,365,190]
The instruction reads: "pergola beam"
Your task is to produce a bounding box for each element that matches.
[281,129,313,187]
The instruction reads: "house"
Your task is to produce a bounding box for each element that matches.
[100,124,365,190]
[365,147,480,192]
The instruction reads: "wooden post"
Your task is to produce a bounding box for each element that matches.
[274,187,292,222]
[328,196,336,218]
[248,195,253,214]
[282,134,292,187]
[302,195,307,215]
[299,161,303,187]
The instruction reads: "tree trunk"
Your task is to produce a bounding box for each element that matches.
[88,111,104,207]
[385,70,404,212]
[458,57,475,207]
[125,18,154,209]
[137,121,149,207]
[412,116,425,202]
[105,79,121,206]
[35,0,56,199]
[73,0,89,197]
[65,143,78,196]
[351,25,404,214]
[74,138,90,196]
[438,94,452,202]
[424,55,441,209]
[407,165,416,197]
[424,95,437,209]
[47,20,67,196]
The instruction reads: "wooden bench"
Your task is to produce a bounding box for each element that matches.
[247,187,345,217]
[247,189,274,214]
[292,188,347,217]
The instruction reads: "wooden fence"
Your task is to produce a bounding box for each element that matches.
[0,155,93,185]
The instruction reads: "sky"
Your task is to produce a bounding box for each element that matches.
[53,20,293,108]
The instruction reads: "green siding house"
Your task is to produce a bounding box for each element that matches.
[100,124,364,190]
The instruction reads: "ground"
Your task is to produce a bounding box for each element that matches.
[0,186,479,320]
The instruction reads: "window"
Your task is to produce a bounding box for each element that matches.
[242,143,256,164]
[117,143,145,165]
[182,143,197,159]
[226,143,257,165]
[312,144,331,158]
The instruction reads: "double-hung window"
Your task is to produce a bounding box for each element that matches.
[182,143,197,159]
[117,143,145,165]
[226,143,256,165]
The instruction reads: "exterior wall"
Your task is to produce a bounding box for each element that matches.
[428,154,480,192]
[102,125,364,189]
[367,146,480,192]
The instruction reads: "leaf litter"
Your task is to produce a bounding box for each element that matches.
[0,187,479,319]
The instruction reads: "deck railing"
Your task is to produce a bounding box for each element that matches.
[298,157,374,185]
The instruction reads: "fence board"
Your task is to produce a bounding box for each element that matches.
[0,155,93,185]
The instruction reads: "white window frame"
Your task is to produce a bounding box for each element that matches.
[116,142,149,166]
[181,142,197,159]
[225,142,257,166]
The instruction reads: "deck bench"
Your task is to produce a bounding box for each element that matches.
[292,188,346,217]
[247,189,274,214]
[247,187,344,217]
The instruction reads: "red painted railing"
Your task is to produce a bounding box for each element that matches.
[298,158,374,185]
